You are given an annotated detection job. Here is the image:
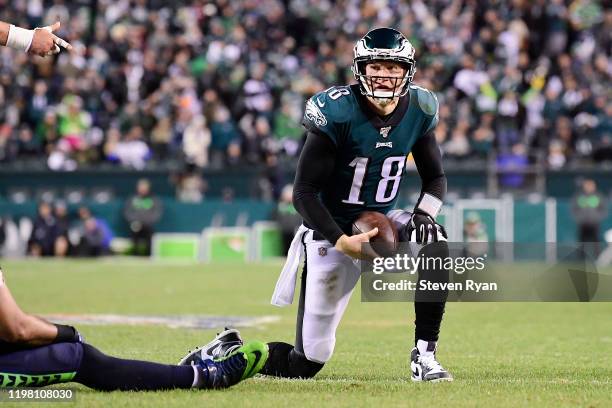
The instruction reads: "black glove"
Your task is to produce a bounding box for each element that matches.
[53,324,84,344]
[405,209,447,244]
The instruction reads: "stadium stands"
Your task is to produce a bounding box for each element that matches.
[0,0,608,173]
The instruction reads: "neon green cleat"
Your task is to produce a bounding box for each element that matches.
[216,340,268,381]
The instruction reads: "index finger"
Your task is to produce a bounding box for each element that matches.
[52,34,73,50]
[365,227,379,238]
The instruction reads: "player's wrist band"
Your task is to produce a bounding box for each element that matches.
[53,324,81,343]
[416,193,442,218]
[7,24,34,52]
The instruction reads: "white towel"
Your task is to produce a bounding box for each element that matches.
[271,225,310,306]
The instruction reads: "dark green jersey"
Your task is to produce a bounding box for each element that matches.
[302,84,439,232]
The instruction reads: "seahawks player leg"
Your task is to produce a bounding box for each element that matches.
[0,267,267,390]
[0,339,267,390]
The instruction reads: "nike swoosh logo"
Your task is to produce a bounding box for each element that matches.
[316,97,325,108]
[245,350,262,378]
[412,366,420,378]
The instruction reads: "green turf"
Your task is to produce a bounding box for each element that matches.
[1,259,611,407]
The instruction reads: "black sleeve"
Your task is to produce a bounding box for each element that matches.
[292,131,345,244]
[411,131,447,202]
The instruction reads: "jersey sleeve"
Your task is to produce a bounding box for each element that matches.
[415,86,440,136]
[301,88,352,146]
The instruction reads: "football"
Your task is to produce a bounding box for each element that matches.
[352,211,399,258]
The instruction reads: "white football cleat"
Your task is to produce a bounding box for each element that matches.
[410,343,453,382]
[178,327,244,365]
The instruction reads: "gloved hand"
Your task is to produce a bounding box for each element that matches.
[405,209,447,244]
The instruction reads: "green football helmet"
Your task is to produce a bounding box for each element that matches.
[352,27,417,99]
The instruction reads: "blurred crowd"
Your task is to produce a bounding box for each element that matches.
[0,178,163,257]
[1,201,116,257]
[0,0,609,173]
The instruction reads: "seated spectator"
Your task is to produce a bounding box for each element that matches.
[182,114,211,168]
[76,216,106,257]
[16,126,42,158]
[273,103,303,157]
[150,117,173,160]
[0,124,18,163]
[243,62,273,114]
[495,91,523,151]
[105,126,151,169]
[75,206,113,255]
[209,106,240,168]
[57,95,91,155]
[444,120,471,157]
[496,143,529,188]
[53,201,70,256]
[26,80,50,127]
[548,140,567,169]
[176,170,206,203]
[471,113,495,156]
[28,202,66,257]
[593,136,612,163]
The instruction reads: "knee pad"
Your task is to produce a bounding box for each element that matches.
[302,332,336,364]
[300,310,338,363]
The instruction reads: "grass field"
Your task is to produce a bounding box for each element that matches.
[1,259,611,407]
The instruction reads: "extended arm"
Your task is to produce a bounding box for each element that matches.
[0,20,71,57]
[0,269,80,347]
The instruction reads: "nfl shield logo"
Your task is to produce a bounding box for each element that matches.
[380,126,391,138]
[318,247,327,257]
